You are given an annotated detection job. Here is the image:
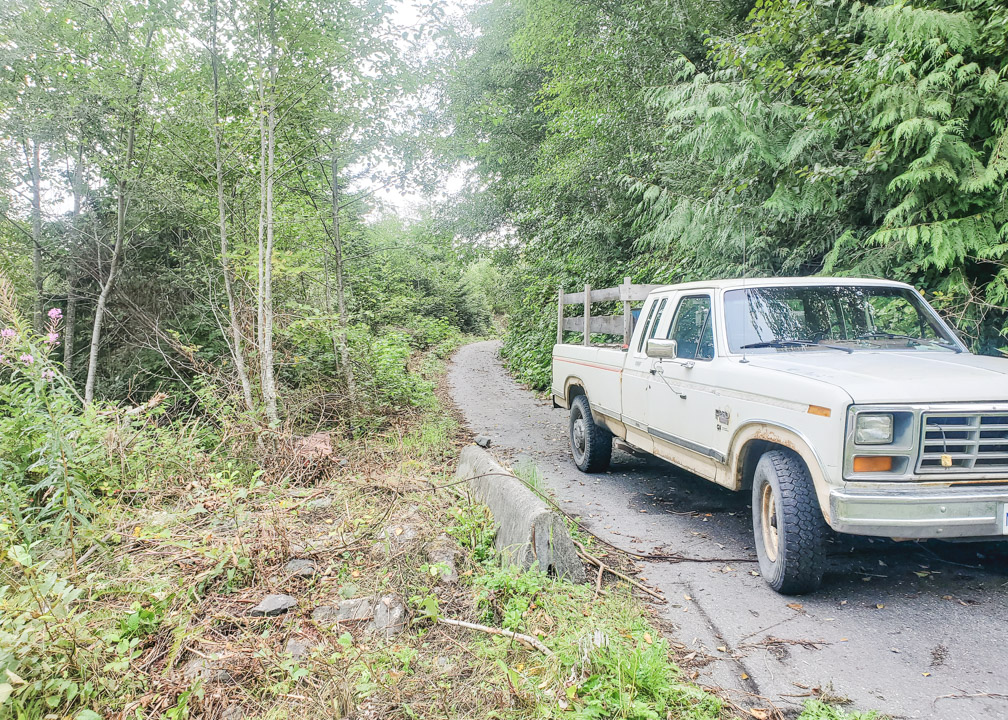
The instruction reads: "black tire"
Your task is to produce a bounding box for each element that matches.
[752,449,826,594]
[569,395,612,473]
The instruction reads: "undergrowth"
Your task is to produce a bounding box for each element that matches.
[1,310,874,719]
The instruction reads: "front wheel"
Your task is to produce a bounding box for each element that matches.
[569,395,611,473]
[752,449,826,594]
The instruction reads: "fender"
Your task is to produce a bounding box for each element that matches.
[726,420,834,523]
[557,375,586,410]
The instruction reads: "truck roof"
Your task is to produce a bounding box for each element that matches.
[652,276,916,293]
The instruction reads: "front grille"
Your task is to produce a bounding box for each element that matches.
[919,413,1008,473]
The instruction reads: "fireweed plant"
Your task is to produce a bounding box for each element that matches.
[0,274,98,567]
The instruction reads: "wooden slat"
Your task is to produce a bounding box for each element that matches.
[563,282,666,305]
[563,315,625,336]
[560,282,568,344]
[583,283,591,346]
[589,286,622,302]
[620,284,665,301]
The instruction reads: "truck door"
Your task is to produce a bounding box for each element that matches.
[621,295,669,452]
[645,293,723,480]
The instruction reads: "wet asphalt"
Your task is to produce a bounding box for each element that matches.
[448,340,1008,720]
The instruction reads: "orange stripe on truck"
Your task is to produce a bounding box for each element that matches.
[552,357,623,373]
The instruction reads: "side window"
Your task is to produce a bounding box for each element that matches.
[667,295,714,360]
[637,297,667,353]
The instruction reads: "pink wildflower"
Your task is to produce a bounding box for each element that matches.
[0,328,14,340]
[20,353,34,365]
[42,368,55,381]
[47,308,63,321]
[45,332,60,346]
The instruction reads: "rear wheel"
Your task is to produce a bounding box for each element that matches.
[569,395,611,473]
[752,449,826,594]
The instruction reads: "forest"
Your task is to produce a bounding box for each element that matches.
[0,0,1006,717]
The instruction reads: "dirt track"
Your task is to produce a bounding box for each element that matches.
[449,339,1008,720]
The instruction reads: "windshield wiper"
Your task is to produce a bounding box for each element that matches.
[740,339,853,354]
[856,332,962,353]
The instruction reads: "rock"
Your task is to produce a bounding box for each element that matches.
[284,559,317,578]
[372,520,421,557]
[311,595,406,638]
[380,522,419,544]
[426,535,458,584]
[182,657,239,685]
[222,705,245,720]
[372,594,407,638]
[305,496,338,510]
[474,435,492,448]
[285,636,313,660]
[249,594,298,617]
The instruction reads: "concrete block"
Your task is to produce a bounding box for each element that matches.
[456,446,585,583]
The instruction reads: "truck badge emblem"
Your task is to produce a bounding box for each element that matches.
[940,454,953,468]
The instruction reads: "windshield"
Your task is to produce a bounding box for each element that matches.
[724,285,961,354]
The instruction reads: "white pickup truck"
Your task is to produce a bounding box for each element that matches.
[551,277,1008,594]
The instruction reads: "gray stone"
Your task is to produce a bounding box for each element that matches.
[456,446,586,583]
[372,594,407,638]
[249,593,298,617]
[284,559,317,578]
[285,636,313,660]
[380,522,419,544]
[182,657,238,685]
[306,496,338,510]
[222,705,245,720]
[311,595,406,638]
[426,535,458,584]
[474,435,492,448]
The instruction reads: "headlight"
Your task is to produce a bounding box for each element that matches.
[855,413,894,445]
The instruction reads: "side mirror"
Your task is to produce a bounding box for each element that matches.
[646,338,678,359]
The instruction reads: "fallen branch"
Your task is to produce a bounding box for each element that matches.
[573,539,665,602]
[437,616,554,657]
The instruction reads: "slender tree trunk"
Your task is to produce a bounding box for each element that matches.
[256,46,267,366]
[64,278,77,370]
[24,139,43,332]
[322,247,338,357]
[211,0,255,413]
[64,144,84,373]
[260,1,279,425]
[84,29,153,405]
[329,151,355,399]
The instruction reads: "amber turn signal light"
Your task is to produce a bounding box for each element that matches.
[852,456,893,473]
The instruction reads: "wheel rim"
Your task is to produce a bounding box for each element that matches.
[572,416,586,462]
[760,482,779,563]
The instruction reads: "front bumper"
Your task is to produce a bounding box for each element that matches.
[829,484,1008,539]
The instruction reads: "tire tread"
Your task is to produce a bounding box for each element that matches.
[570,395,612,473]
[753,449,825,594]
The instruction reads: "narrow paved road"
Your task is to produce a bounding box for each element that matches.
[449,340,1008,720]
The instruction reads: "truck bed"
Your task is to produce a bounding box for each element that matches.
[551,343,625,419]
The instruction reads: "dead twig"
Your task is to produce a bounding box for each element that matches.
[437,616,554,657]
[573,539,665,602]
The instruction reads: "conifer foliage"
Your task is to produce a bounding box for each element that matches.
[451,0,1008,387]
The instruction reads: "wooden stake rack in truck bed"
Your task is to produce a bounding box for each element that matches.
[556,277,664,347]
